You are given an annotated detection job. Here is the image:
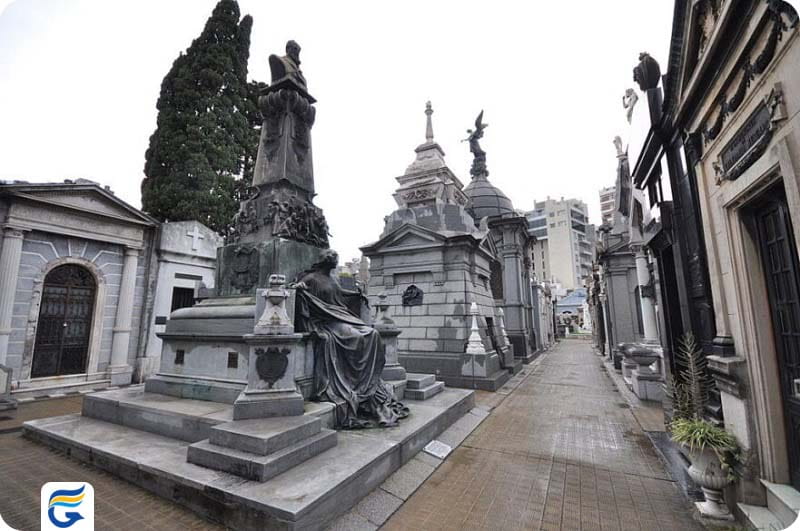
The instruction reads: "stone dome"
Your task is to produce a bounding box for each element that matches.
[463,176,515,220]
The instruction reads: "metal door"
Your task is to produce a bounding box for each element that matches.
[31,265,96,378]
[754,190,800,489]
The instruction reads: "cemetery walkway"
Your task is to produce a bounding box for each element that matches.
[381,339,704,531]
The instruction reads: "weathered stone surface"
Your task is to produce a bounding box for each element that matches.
[187,429,337,482]
[404,381,444,400]
[23,386,475,530]
[405,373,436,389]
[209,416,321,455]
[216,239,328,297]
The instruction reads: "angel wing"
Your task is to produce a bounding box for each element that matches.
[474,110,487,131]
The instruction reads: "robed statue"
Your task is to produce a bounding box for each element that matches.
[269,39,307,89]
[292,250,409,429]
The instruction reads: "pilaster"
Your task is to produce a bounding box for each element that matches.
[0,227,26,364]
[109,247,139,385]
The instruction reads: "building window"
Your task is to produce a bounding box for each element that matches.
[174,350,185,365]
[227,352,238,369]
[171,287,195,312]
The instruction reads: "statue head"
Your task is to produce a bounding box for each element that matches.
[313,249,339,271]
[286,40,301,65]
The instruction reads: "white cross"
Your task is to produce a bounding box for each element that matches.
[186,226,204,250]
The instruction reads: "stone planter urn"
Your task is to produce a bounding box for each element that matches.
[686,446,734,520]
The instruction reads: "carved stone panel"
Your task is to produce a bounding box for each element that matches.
[402,285,424,306]
[255,347,290,389]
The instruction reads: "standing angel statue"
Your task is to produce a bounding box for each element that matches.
[463,110,489,177]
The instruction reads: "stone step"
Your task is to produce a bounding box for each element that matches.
[738,503,785,531]
[763,480,800,528]
[386,379,406,401]
[209,416,321,455]
[405,373,436,390]
[23,387,475,530]
[187,429,338,482]
[405,381,445,401]
[83,387,232,442]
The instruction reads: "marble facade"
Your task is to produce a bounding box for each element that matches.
[0,180,222,399]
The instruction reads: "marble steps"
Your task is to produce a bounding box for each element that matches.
[188,429,337,482]
[738,481,800,530]
[405,381,445,400]
[737,503,784,530]
[187,416,337,482]
[406,373,435,389]
[23,387,475,530]
[81,387,337,442]
[763,480,800,528]
[404,373,444,401]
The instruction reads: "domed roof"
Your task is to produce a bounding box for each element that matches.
[463,175,515,220]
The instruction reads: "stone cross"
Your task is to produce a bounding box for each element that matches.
[186,226,204,251]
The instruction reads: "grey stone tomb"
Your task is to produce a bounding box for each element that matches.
[23,41,473,531]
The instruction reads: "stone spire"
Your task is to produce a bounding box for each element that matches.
[404,101,447,175]
[425,101,434,143]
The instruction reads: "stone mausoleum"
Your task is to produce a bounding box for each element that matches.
[0,180,221,400]
[363,103,539,390]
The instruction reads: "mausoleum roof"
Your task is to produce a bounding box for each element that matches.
[463,175,515,220]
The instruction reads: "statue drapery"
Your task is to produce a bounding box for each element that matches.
[294,252,409,429]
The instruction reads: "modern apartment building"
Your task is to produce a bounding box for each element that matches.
[599,185,616,226]
[525,197,595,291]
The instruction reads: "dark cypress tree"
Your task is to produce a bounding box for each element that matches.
[237,79,267,203]
[141,0,255,232]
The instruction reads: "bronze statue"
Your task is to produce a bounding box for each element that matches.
[463,111,489,177]
[292,250,409,429]
[269,39,307,88]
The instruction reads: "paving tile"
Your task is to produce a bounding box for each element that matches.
[383,340,704,530]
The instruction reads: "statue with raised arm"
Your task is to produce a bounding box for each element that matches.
[268,39,307,89]
[463,110,489,177]
[292,250,409,429]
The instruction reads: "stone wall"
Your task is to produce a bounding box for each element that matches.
[367,243,501,384]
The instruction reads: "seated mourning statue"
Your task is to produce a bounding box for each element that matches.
[292,250,409,429]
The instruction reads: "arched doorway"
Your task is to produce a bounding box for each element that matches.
[31,264,97,378]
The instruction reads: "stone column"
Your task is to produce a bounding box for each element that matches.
[0,227,25,365]
[634,247,659,342]
[109,247,139,385]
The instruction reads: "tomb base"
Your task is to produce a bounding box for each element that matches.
[24,386,474,531]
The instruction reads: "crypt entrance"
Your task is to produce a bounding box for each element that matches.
[31,264,97,378]
[744,183,800,490]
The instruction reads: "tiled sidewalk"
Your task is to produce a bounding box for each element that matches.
[382,340,704,531]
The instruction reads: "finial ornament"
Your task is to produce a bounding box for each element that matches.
[425,101,434,143]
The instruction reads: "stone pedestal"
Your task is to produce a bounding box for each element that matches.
[234,333,305,420]
[374,292,407,381]
[377,326,406,381]
[623,343,663,401]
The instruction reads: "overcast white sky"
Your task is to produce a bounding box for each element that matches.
[0,0,674,260]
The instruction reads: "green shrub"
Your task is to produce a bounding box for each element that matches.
[670,417,742,481]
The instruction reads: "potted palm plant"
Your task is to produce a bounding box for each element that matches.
[664,333,742,520]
